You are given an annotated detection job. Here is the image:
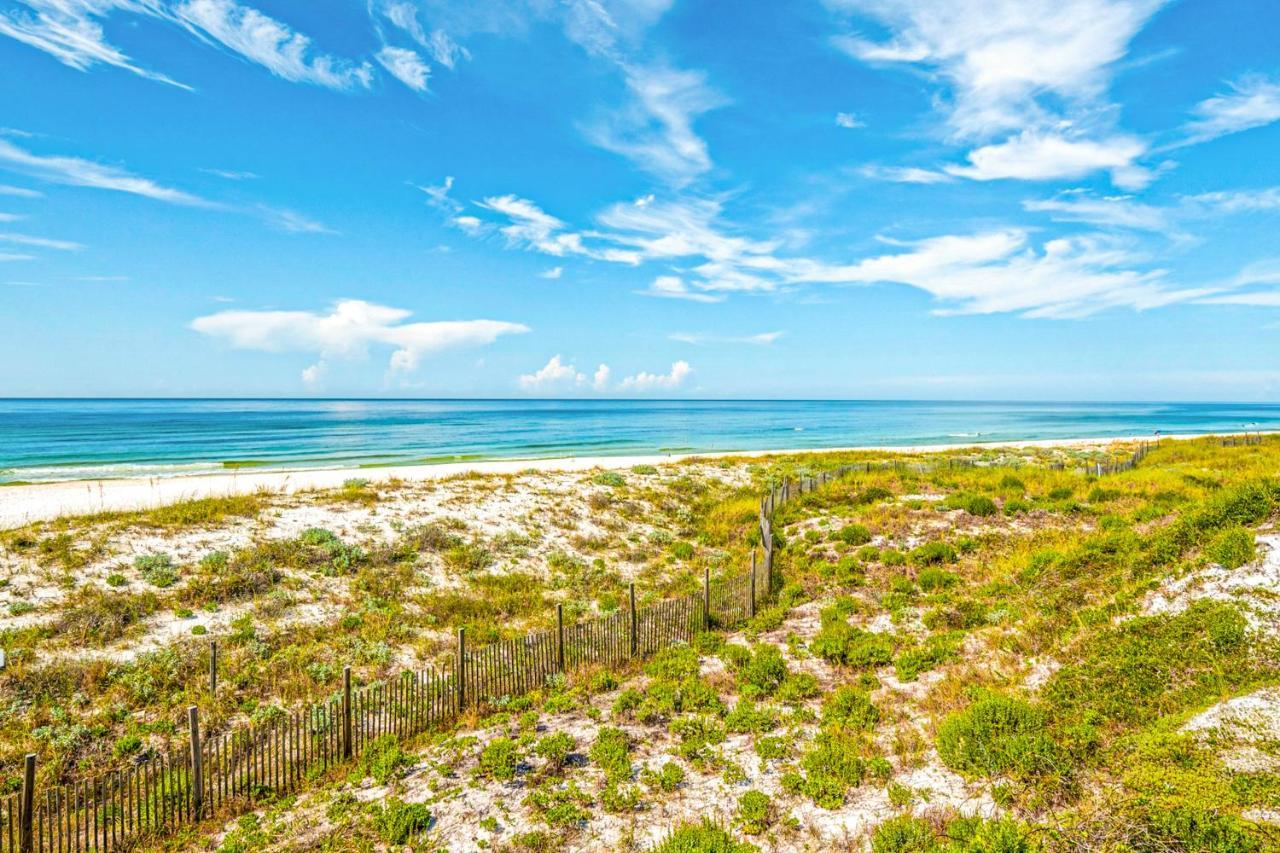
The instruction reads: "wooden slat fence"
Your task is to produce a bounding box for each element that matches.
[1,441,1180,851]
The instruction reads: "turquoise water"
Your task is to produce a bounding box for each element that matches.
[1,399,1277,484]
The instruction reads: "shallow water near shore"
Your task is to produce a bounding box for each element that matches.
[2,398,1278,484]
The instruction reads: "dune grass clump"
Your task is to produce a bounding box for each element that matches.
[135,553,178,587]
[53,586,159,644]
[373,798,432,845]
[810,603,894,669]
[649,820,757,853]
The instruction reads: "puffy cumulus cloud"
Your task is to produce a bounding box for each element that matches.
[191,299,528,379]
[618,360,691,391]
[944,131,1152,189]
[592,363,611,391]
[1182,74,1280,146]
[517,355,584,391]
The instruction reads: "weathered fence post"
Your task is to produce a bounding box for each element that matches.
[456,628,467,713]
[703,567,710,629]
[555,604,565,672]
[209,640,218,694]
[19,753,34,853]
[342,666,353,760]
[188,706,203,818]
[629,583,638,657]
[749,550,757,618]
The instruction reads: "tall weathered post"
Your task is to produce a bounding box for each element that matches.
[456,629,467,713]
[703,567,711,630]
[189,706,203,818]
[19,753,34,853]
[555,604,565,672]
[749,550,757,618]
[629,583,638,657]
[342,666,353,759]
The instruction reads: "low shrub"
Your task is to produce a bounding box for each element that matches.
[136,553,178,587]
[910,542,957,566]
[821,686,879,732]
[649,820,758,853]
[374,798,432,845]
[362,735,411,784]
[1205,526,1255,569]
[937,695,1063,779]
[836,523,872,545]
[591,727,632,783]
[736,790,773,835]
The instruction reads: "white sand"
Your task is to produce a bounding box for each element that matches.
[0,432,1204,530]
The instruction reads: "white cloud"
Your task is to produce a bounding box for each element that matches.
[0,0,191,88]
[586,64,726,186]
[1023,194,1171,232]
[0,213,23,222]
[1196,260,1280,307]
[379,1,470,68]
[944,131,1151,188]
[618,360,691,391]
[376,45,430,92]
[539,266,564,279]
[781,228,1206,318]
[300,361,326,385]
[518,355,584,391]
[201,168,258,180]
[592,363,611,391]
[0,232,83,251]
[171,0,372,89]
[0,184,41,197]
[1182,74,1280,145]
[670,331,783,345]
[0,0,374,91]
[639,275,724,303]
[260,208,336,234]
[1024,186,1280,233]
[835,112,863,129]
[860,165,955,184]
[828,0,1167,140]
[191,298,528,376]
[0,252,35,262]
[0,137,210,206]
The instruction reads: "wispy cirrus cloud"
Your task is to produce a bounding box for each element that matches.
[191,298,528,381]
[827,0,1168,187]
[586,64,727,186]
[1023,185,1280,234]
[442,183,1215,317]
[638,275,725,303]
[0,0,373,91]
[1181,74,1280,146]
[0,184,41,197]
[670,331,783,346]
[0,137,211,206]
[0,232,83,251]
[375,45,430,92]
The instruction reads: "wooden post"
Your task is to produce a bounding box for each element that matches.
[188,706,203,818]
[555,604,565,672]
[765,539,773,596]
[749,550,757,618]
[628,584,638,657]
[702,567,710,629]
[456,629,466,713]
[19,753,34,853]
[209,640,217,694]
[342,666,352,760]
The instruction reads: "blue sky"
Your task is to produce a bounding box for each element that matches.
[0,0,1278,400]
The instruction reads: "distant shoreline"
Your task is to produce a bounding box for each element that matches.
[0,431,1244,530]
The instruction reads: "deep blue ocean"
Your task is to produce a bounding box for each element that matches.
[1,399,1277,484]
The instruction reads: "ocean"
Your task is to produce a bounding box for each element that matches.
[1,398,1277,484]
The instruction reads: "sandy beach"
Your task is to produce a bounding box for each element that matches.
[0,432,1195,529]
